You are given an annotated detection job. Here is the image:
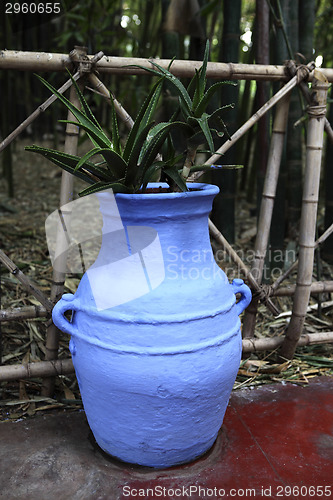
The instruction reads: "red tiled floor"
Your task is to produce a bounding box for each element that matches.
[0,376,332,499]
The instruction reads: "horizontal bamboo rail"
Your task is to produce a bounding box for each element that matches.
[1,331,333,381]
[274,280,333,297]
[242,332,333,353]
[2,50,333,81]
[0,359,74,382]
[1,280,332,323]
[0,305,49,322]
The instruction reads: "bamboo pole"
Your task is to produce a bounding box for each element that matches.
[0,72,81,153]
[0,262,2,363]
[0,50,104,153]
[1,278,331,324]
[0,358,74,382]
[0,50,289,80]
[250,92,291,282]
[242,92,291,338]
[0,305,48,322]
[1,330,333,382]
[0,278,331,324]
[41,63,84,397]
[189,62,315,183]
[3,49,333,81]
[286,60,333,145]
[274,280,333,297]
[87,73,134,130]
[208,219,280,315]
[0,250,53,311]
[280,72,330,360]
[271,222,333,292]
[242,332,333,353]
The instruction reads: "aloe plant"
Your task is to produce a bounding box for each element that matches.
[26,72,192,195]
[136,40,236,181]
[26,41,237,196]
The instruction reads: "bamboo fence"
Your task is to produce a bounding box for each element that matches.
[242,91,291,339]
[0,48,333,388]
[280,74,330,359]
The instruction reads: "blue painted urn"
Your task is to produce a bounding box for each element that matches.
[52,183,251,468]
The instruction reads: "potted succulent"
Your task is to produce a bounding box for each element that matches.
[26,42,251,469]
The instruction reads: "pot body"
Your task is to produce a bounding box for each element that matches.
[52,183,251,468]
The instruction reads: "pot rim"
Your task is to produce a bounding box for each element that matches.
[97,182,219,201]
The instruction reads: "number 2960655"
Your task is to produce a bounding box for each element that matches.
[5,3,61,14]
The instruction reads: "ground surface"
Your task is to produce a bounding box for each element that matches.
[0,376,332,500]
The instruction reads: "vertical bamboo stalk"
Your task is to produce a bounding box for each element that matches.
[242,91,290,338]
[41,80,82,397]
[280,72,330,360]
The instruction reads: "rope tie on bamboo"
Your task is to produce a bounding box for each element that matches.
[69,48,104,76]
[252,284,275,302]
[307,104,327,118]
[295,63,312,84]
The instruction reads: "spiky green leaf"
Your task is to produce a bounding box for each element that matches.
[125,122,156,186]
[25,145,109,183]
[130,61,192,113]
[195,81,236,116]
[78,181,132,197]
[123,79,163,162]
[110,96,122,155]
[36,74,112,149]
[138,121,191,179]
[163,167,188,192]
[98,149,128,179]
[65,70,104,132]
[75,147,127,179]
[192,40,209,109]
[141,164,162,191]
[192,114,215,152]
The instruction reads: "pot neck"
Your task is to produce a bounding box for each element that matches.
[96,183,219,266]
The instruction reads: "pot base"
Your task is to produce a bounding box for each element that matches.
[89,428,220,470]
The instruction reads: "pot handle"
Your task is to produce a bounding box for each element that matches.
[231,278,252,316]
[52,293,78,336]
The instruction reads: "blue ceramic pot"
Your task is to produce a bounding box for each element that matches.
[52,183,251,468]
